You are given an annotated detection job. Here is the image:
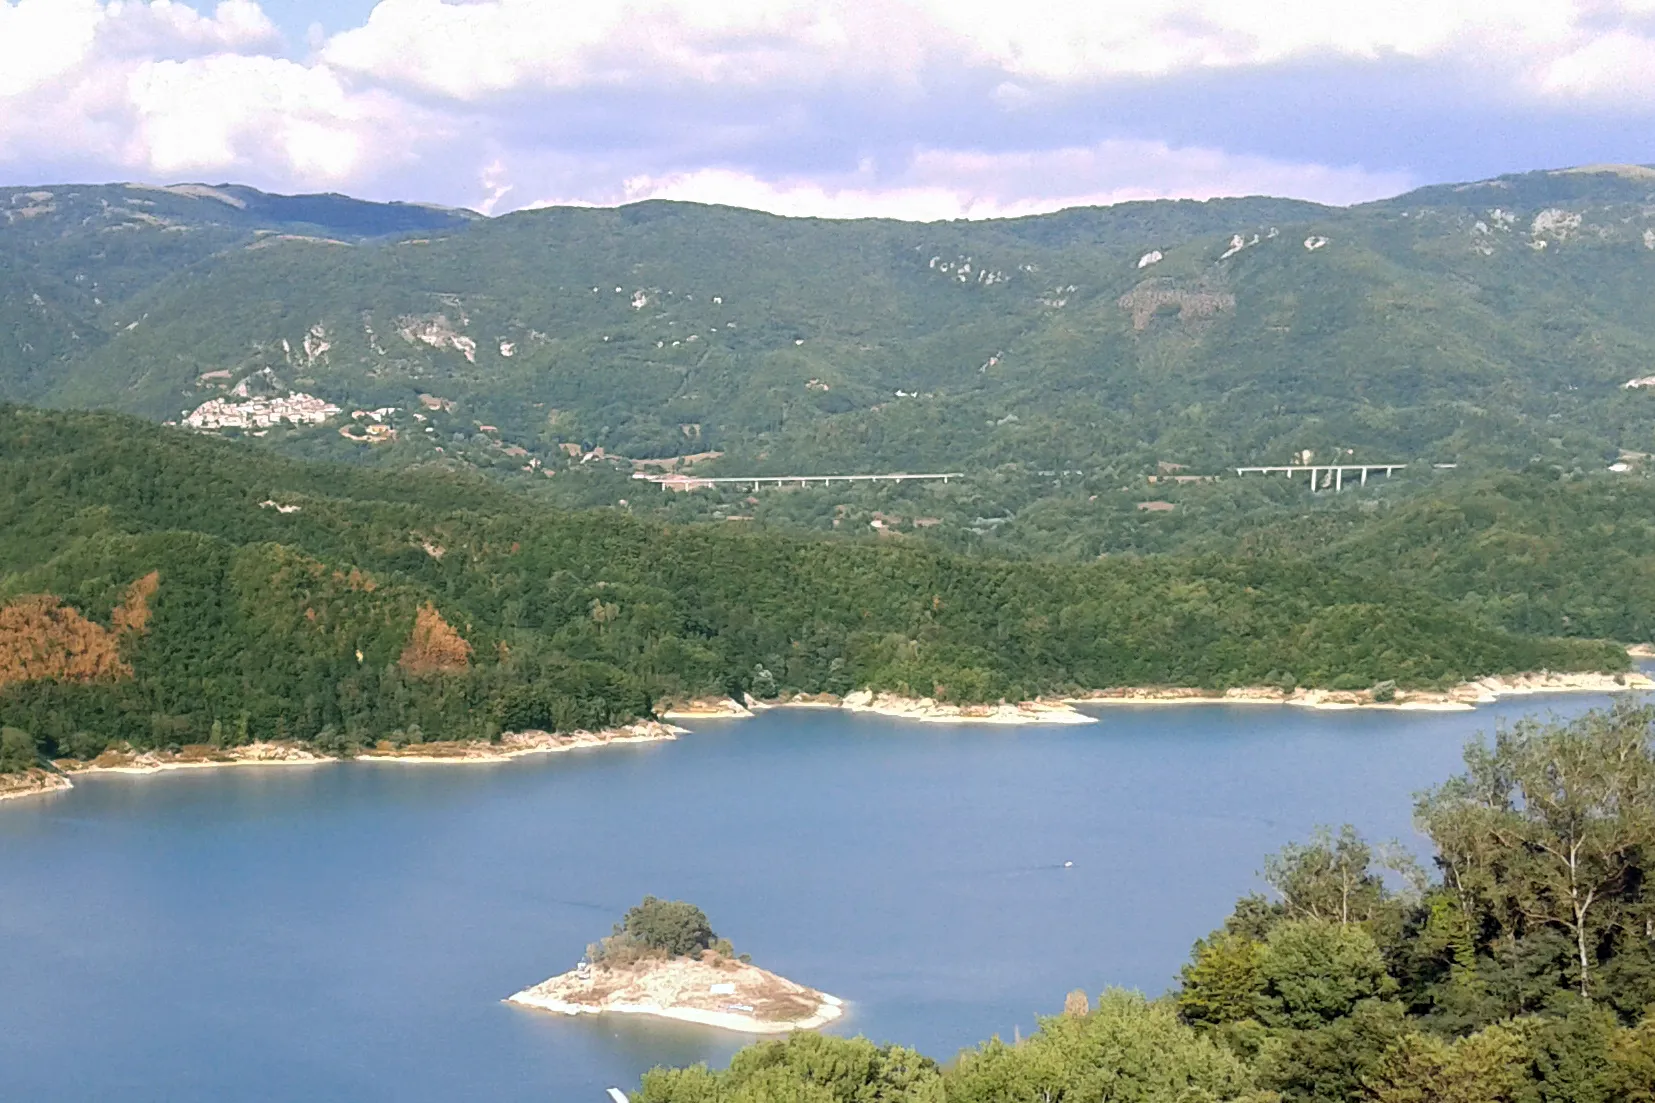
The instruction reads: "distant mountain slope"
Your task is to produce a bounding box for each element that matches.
[0,182,475,401]
[4,168,1655,480]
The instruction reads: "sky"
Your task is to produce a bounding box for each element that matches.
[2,0,1654,220]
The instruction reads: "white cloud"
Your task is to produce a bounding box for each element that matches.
[0,0,105,96]
[0,0,1650,217]
[527,141,1413,221]
[0,1,420,188]
[0,0,277,97]
[1534,29,1655,102]
[319,0,1655,103]
[102,0,279,55]
[476,158,515,215]
[126,55,399,180]
[321,0,926,98]
[922,0,1581,79]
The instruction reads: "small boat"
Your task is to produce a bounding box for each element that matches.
[607,1089,629,1103]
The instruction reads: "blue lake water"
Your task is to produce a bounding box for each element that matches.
[0,689,1642,1101]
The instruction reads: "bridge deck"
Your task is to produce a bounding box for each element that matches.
[1234,463,1407,492]
[634,472,962,486]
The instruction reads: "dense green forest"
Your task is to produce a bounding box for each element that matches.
[634,705,1655,1102]
[609,463,1655,644]
[0,405,1624,770]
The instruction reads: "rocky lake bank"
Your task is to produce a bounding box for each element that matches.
[508,954,844,1035]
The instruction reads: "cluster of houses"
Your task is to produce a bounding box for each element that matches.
[182,392,342,431]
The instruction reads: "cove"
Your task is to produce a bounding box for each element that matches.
[0,689,1639,1102]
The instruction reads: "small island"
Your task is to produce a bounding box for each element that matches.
[506,896,843,1034]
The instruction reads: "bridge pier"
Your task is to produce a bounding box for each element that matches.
[1235,463,1408,491]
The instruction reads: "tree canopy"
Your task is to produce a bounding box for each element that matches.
[2,406,1623,770]
[619,897,720,960]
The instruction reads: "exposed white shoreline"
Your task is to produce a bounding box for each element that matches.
[839,690,1096,725]
[353,722,686,765]
[1068,671,1652,713]
[66,742,332,775]
[674,691,1099,725]
[54,722,684,778]
[671,670,1652,726]
[8,669,1647,800]
[661,698,754,720]
[507,990,846,1035]
[0,770,74,803]
[507,955,845,1035]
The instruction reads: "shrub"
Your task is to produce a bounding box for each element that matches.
[0,726,39,773]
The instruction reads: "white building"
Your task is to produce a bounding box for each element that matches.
[184,392,342,430]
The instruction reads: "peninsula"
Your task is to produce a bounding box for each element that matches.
[507,896,843,1035]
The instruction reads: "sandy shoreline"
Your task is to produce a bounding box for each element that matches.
[63,740,333,775]
[508,955,844,1035]
[0,768,74,803]
[670,670,1652,726]
[665,692,1095,725]
[354,721,685,764]
[669,691,1099,725]
[661,697,754,720]
[1068,671,1653,713]
[54,721,684,778]
[7,668,1647,798]
[839,689,1095,724]
[508,991,846,1034]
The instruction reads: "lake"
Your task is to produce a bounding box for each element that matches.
[0,689,1641,1101]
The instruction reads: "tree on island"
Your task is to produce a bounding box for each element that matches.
[590,896,744,965]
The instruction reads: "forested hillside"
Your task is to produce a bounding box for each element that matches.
[0,406,1622,768]
[0,183,470,395]
[5,168,1655,490]
[1242,474,1655,643]
[635,705,1655,1103]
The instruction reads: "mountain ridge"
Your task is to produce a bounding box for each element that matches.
[71,159,1655,227]
[4,165,1654,548]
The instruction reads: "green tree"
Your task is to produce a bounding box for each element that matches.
[1606,1011,1655,1103]
[0,725,37,772]
[1256,920,1397,1029]
[620,896,720,958]
[1255,998,1410,1103]
[1416,702,1655,1001]
[1524,1000,1617,1103]
[1178,931,1266,1029]
[1262,825,1418,927]
[636,1033,941,1103]
[945,989,1263,1103]
[1363,1020,1535,1103]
